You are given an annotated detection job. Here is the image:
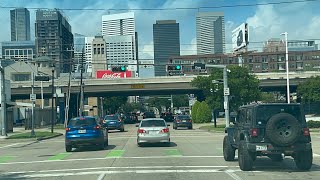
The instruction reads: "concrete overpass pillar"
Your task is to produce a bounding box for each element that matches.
[68,94,78,119]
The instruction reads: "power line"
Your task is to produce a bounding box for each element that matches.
[0,0,318,11]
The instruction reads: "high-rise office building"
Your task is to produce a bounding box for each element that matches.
[196,12,225,55]
[102,12,138,74]
[153,20,180,76]
[85,36,94,73]
[74,33,85,72]
[35,9,74,74]
[10,8,31,41]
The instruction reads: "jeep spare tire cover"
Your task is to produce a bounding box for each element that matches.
[266,113,301,147]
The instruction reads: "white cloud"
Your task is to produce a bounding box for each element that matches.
[139,41,154,60]
[181,37,196,55]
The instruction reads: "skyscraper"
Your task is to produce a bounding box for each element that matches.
[74,33,86,72]
[35,9,74,74]
[153,20,180,76]
[196,12,225,55]
[10,8,31,41]
[102,12,138,74]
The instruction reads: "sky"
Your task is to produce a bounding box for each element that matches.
[1,0,320,60]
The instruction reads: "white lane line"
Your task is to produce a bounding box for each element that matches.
[313,153,320,157]
[0,143,22,149]
[1,169,249,178]
[97,173,106,180]
[0,156,227,165]
[5,166,240,174]
[225,170,243,180]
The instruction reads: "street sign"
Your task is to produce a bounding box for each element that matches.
[131,84,144,89]
[35,75,50,81]
[224,88,230,96]
[192,63,205,70]
[30,94,36,101]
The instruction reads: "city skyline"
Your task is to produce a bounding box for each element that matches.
[10,8,31,41]
[0,0,320,60]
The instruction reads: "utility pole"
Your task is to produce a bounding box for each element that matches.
[170,95,174,113]
[31,72,35,136]
[0,64,7,137]
[51,67,55,133]
[79,49,84,116]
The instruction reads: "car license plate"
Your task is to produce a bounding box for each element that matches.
[256,145,267,151]
[182,120,187,122]
[109,122,115,124]
[78,130,86,134]
[148,131,157,135]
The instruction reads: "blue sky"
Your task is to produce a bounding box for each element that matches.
[1,0,320,59]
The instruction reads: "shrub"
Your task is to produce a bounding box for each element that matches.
[191,101,201,122]
[195,101,212,123]
[307,120,320,128]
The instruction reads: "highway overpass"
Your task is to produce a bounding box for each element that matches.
[10,71,320,100]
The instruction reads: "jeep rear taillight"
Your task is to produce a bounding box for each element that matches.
[303,128,310,136]
[250,128,259,137]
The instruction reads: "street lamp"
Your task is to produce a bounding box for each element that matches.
[281,32,290,104]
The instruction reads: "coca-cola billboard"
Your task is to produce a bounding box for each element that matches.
[96,70,132,79]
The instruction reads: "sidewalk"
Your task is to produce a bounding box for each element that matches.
[0,126,65,140]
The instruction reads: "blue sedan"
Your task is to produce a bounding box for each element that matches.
[102,114,125,132]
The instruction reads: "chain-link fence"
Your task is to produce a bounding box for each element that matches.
[24,107,57,130]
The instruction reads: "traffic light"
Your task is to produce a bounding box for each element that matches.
[167,65,182,71]
[112,66,126,72]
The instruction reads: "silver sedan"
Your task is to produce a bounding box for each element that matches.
[136,118,170,146]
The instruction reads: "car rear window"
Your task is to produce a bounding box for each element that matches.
[177,115,190,120]
[68,117,97,127]
[141,120,166,127]
[256,105,303,123]
[105,115,118,120]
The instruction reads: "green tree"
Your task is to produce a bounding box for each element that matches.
[173,95,189,108]
[146,96,171,111]
[297,76,320,103]
[260,92,276,103]
[191,65,261,111]
[103,96,128,114]
[191,101,201,122]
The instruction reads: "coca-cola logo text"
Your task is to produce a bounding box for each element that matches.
[102,73,122,79]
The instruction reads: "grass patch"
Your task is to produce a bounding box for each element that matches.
[8,131,61,139]
[199,124,226,132]
[52,124,66,129]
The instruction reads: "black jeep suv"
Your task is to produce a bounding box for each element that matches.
[223,103,313,171]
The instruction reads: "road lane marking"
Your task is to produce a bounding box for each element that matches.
[106,150,125,157]
[0,156,227,165]
[0,156,15,163]
[225,170,243,180]
[97,173,106,180]
[1,169,252,178]
[4,165,241,174]
[48,153,72,160]
[165,149,182,156]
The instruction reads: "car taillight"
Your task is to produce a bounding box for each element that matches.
[303,128,310,136]
[94,125,100,129]
[138,129,146,133]
[176,120,181,122]
[160,128,169,133]
[118,119,122,122]
[188,120,192,122]
[103,120,106,123]
[250,128,258,137]
[65,128,70,131]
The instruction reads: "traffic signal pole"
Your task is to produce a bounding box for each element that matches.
[205,65,230,128]
[0,64,7,137]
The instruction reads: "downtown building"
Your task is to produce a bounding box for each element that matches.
[35,9,74,75]
[196,12,225,55]
[153,20,180,76]
[10,8,31,41]
[73,33,86,72]
[102,12,138,75]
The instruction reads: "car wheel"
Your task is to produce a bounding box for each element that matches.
[188,126,193,130]
[294,149,313,170]
[120,127,125,132]
[268,154,283,162]
[223,135,235,161]
[99,141,106,150]
[65,145,72,152]
[238,140,254,171]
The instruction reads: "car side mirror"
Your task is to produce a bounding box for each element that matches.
[135,124,139,127]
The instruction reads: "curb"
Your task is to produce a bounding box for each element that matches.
[37,133,63,141]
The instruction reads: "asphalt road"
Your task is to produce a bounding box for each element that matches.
[1,123,320,180]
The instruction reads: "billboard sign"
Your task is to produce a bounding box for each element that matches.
[232,23,249,51]
[96,70,132,79]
